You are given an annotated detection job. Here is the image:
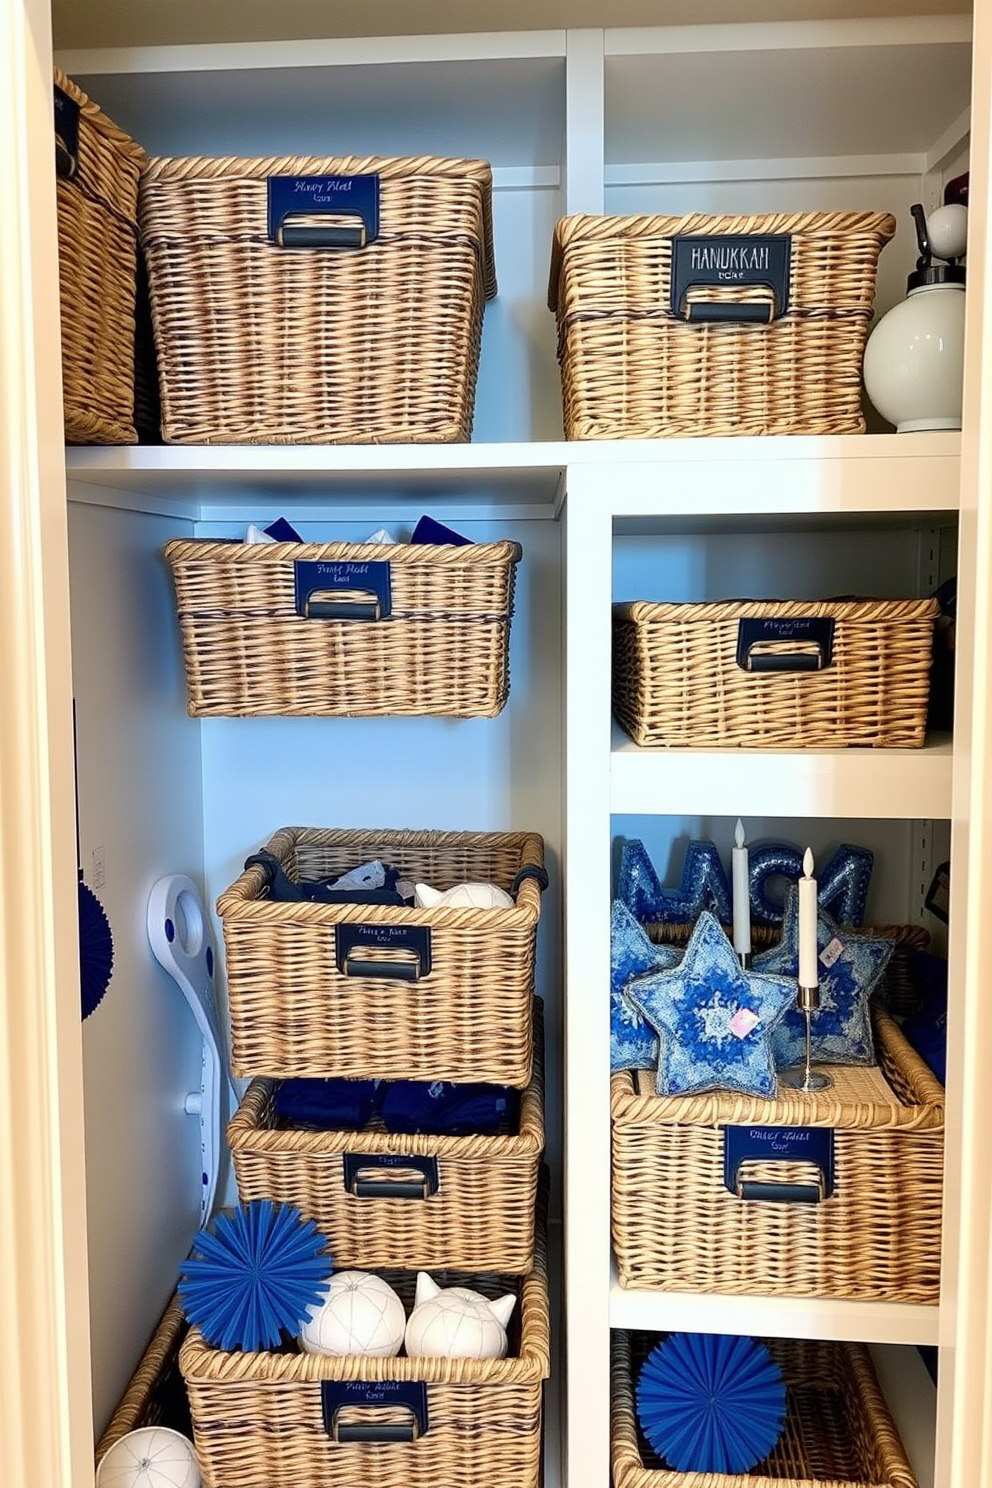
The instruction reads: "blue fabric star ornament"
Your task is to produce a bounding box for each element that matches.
[610,900,681,1071]
[753,887,893,1068]
[625,911,796,1098]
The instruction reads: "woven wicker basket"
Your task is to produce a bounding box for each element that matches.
[54,69,147,445]
[613,1332,918,1488]
[139,153,496,444]
[613,597,939,748]
[178,1218,550,1488]
[229,998,546,1272]
[611,1008,943,1301]
[549,209,896,439]
[217,826,546,1086]
[94,1295,192,1464]
[163,536,520,718]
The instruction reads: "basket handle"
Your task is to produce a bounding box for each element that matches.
[335,923,433,981]
[343,1153,440,1199]
[268,173,380,251]
[736,616,835,673]
[671,233,791,323]
[724,1125,835,1203]
[322,1381,429,1443]
[294,559,392,621]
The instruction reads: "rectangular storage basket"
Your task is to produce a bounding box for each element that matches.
[612,597,939,748]
[54,69,148,445]
[139,153,496,444]
[178,1223,550,1488]
[163,537,521,718]
[228,998,546,1272]
[217,827,546,1087]
[611,1009,943,1302]
[612,1332,919,1488]
[549,209,896,439]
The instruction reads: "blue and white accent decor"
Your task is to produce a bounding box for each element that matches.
[624,912,796,1098]
[754,889,894,1068]
[617,839,732,926]
[610,901,681,1072]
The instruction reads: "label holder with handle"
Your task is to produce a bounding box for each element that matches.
[321,1381,429,1443]
[335,923,432,981]
[671,234,792,325]
[294,559,392,621]
[724,1125,835,1204]
[268,174,380,250]
[736,616,835,673]
[343,1153,440,1199]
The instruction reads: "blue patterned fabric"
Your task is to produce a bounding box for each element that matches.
[624,911,796,1097]
[610,901,680,1071]
[617,838,733,925]
[753,888,893,1068]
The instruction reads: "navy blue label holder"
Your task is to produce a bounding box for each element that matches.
[335,923,432,982]
[54,84,80,179]
[294,560,392,621]
[343,1152,440,1199]
[724,1125,835,1204]
[321,1380,429,1442]
[736,616,835,673]
[671,234,791,324]
[268,175,380,249]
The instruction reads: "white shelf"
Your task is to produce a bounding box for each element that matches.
[610,725,954,819]
[609,1262,940,1345]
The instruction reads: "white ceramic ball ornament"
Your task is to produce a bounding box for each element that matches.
[300,1271,406,1357]
[414,881,514,910]
[925,203,968,261]
[404,1272,516,1359]
[96,1427,200,1488]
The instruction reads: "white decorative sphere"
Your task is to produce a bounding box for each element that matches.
[926,203,968,262]
[96,1427,200,1488]
[863,283,966,433]
[404,1272,516,1360]
[300,1271,406,1357]
[415,881,514,910]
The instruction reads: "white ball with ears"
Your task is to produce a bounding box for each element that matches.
[404,1271,516,1359]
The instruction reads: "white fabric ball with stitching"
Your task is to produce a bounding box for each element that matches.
[300,1271,405,1357]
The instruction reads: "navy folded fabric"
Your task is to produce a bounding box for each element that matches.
[377,1079,520,1136]
[274,1077,380,1129]
[411,514,472,546]
[900,950,948,1085]
[245,849,407,905]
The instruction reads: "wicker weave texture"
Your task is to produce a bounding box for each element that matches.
[139,153,496,444]
[163,537,520,718]
[611,1010,943,1302]
[55,69,147,445]
[612,1332,918,1488]
[229,998,546,1271]
[94,1296,189,1462]
[179,1227,550,1488]
[549,210,896,439]
[612,597,939,748]
[217,827,545,1086]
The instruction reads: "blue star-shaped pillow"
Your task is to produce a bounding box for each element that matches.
[624,911,796,1098]
[610,900,681,1071]
[753,888,894,1068]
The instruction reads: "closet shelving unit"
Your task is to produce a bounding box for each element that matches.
[4,6,992,1488]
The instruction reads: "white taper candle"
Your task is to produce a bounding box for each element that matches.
[798,847,818,987]
[732,818,751,958]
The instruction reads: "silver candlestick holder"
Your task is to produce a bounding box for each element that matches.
[780,982,833,1092]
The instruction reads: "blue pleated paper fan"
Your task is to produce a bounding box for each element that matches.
[636,1333,787,1475]
[178,1200,333,1352]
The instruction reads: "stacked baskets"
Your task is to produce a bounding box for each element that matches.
[176,824,549,1488]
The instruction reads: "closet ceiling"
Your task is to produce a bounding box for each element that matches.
[53,0,971,50]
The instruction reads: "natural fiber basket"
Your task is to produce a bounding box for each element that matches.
[178,1206,550,1488]
[611,1008,943,1301]
[94,1294,192,1464]
[139,153,496,444]
[163,536,520,718]
[217,826,546,1086]
[549,209,896,438]
[54,69,147,445]
[228,998,546,1272]
[613,597,939,748]
[613,1332,918,1488]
